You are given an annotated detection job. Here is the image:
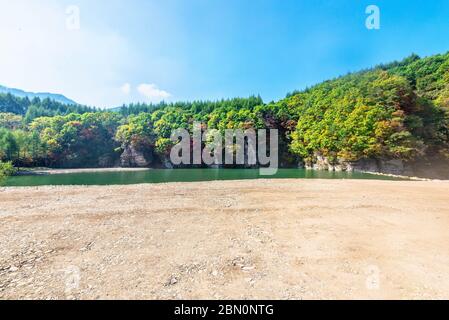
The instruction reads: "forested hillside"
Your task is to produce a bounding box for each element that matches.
[0,52,448,176]
[0,93,95,122]
[283,53,449,166]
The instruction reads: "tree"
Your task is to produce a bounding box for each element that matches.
[0,161,15,184]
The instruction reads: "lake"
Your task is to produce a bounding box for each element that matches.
[3,169,403,187]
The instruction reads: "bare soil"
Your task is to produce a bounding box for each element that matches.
[1,179,449,300]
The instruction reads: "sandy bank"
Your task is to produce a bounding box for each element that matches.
[1,179,449,299]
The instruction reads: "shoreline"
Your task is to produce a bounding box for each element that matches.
[3,178,449,192]
[16,167,151,176]
[358,170,431,181]
[13,167,442,182]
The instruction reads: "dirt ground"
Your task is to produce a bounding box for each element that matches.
[1,179,449,300]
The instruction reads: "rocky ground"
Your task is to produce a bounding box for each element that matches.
[1,179,449,300]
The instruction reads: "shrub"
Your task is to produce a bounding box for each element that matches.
[0,161,15,183]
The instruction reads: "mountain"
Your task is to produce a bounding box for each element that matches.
[0,85,77,105]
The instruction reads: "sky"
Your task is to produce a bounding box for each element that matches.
[1,0,449,108]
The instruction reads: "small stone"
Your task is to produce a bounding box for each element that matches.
[9,266,18,272]
[166,276,178,286]
[242,266,255,272]
[80,242,94,252]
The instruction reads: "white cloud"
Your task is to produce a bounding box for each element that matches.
[121,83,131,95]
[137,83,171,102]
[0,0,181,108]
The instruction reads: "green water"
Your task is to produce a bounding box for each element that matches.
[3,169,403,187]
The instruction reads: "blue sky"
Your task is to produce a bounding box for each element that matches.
[1,0,449,108]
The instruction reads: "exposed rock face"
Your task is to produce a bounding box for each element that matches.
[162,158,174,169]
[403,156,449,179]
[304,154,355,172]
[304,153,407,175]
[98,155,116,168]
[120,145,152,168]
[350,158,381,173]
[305,154,331,171]
[348,159,406,175]
[379,160,405,175]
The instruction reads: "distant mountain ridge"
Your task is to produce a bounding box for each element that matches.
[0,85,77,105]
